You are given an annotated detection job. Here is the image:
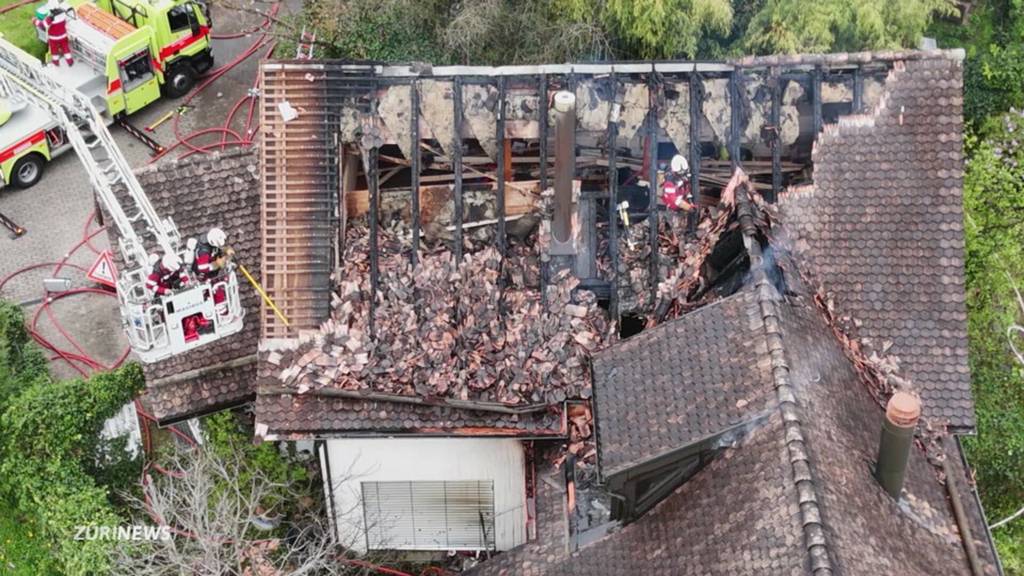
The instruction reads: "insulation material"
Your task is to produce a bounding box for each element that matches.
[822,80,852,103]
[419,79,456,153]
[743,79,771,144]
[507,90,541,122]
[702,78,730,144]
[378,85,414,159]
[574,78,613,132]
[780,80,804,145]
[657,81,690,154]
[462,83,500,161]
[617,82,649,142]
[338,106,362,143]
[863,77,884,110]
[506,90,542,139]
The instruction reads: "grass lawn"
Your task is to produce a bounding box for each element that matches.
[0,498,59,576]
[1,0,47,61]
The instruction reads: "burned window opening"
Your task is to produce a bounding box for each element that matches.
[619,314,646,339]
[698,226,751,300]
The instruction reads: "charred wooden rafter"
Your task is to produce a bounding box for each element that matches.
[410,79,421,265]
[688,72,702,235]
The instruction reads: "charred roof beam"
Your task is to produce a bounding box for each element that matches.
[770,69,782,204]
[729,70,742,170]
[688,72,702,235]
[607,73,620,320]
[647,71,660,307]
[410,79,421,265]
[453,75,464,263]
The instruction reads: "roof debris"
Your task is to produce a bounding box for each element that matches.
[262,225,613,407]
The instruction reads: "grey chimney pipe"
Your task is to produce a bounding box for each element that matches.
[551,90,576,247]
[875,391,921,499]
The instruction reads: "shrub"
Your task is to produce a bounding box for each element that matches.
[0,363,145,575]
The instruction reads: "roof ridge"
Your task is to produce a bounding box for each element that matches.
[133,146,258,178]
[730,48,964,69]
[733,169,835,576]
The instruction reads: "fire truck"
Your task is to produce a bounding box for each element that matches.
[0,35,243,362]
[0,0,212,189]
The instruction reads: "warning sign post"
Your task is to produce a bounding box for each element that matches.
[87,251,118,289]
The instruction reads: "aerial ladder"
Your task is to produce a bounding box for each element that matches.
[0,36,244,363]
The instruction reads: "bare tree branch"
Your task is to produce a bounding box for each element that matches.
[114,445,360,575]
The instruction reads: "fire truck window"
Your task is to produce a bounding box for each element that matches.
[120,52,153,90]
[168,5,192,32]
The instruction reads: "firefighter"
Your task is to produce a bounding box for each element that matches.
[192,228,234,316]
[34,0,73,67]
[192,227,232,280]
[145,252,190,297]
[661,154,694,212]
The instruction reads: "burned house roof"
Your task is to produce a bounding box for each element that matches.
[244,47,994,573]
[107,149,261,424]
[253,48,975,440]
[776,56,972,430]
[472,174,998,576]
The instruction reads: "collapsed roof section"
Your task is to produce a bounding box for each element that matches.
[106,150,262,425]
[256,52,926,342]
[254,48,973,438]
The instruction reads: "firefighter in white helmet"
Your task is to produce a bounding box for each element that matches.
[145,252,189,297]
[661,154,694,212]
[192,227,234,316]
[34,0,74,67]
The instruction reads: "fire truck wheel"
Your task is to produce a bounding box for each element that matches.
[11,154,45,189]
[163,64,197,99]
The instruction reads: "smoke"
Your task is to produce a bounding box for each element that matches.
[712,406,777,450]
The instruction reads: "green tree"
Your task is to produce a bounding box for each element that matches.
[0,361,144,575]
[743,0,957,54]
[0,302,48,412]
[556,0,733,59]
[961,112,1024,571]
[930,0,1024,132]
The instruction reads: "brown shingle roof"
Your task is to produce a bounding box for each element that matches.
[473,413,807,576]
[473,144,995,574]
[254,389,564,438]
[107,149,261,424]
[473,258,998,576]
[591,287,775,479]
[776,56,973,430]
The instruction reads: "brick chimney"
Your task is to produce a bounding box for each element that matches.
[875,391,921,499]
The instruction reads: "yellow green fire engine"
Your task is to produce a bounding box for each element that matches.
[0,0,212,189]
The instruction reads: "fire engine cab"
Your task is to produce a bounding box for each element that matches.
[0,0,212,190]
[0,35,243,363]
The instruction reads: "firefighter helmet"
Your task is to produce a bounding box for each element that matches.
[161,252,182,271]
[670,154,688,174]
[207,227,227,248]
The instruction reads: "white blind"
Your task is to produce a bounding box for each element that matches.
[362,480,496,551]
